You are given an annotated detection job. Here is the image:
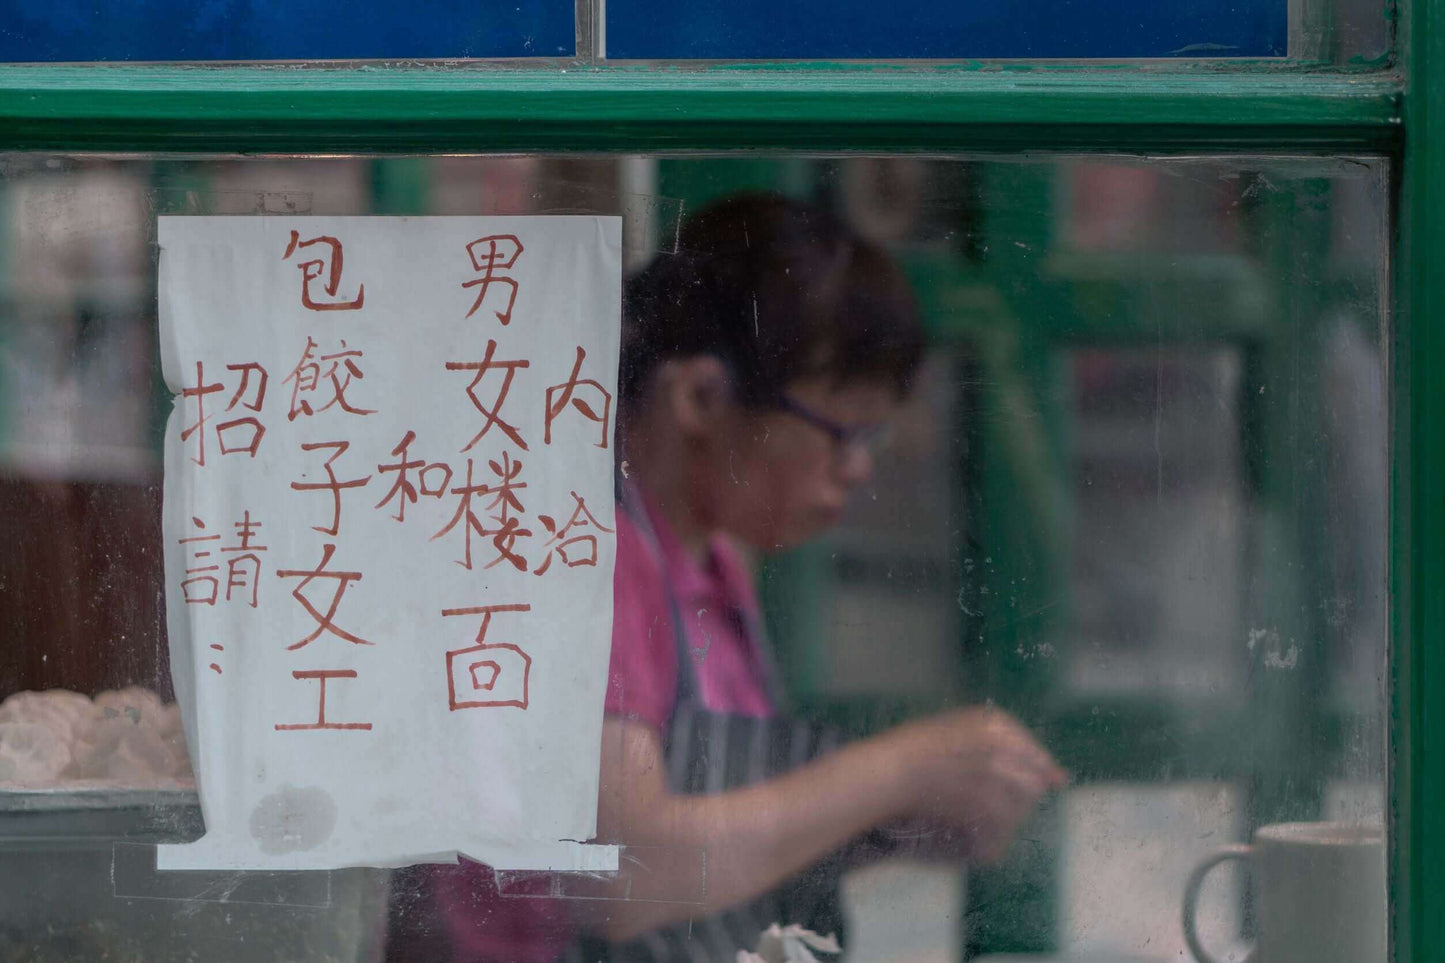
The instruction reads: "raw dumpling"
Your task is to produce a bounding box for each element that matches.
[0,721,72,785]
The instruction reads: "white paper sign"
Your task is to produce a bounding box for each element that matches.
[156,216,621,872]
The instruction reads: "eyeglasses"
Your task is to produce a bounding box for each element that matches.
[777,395,894,457]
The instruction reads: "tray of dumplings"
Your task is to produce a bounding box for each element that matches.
[0,686,201,839]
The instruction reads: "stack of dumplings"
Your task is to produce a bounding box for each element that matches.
[0,687,193,788]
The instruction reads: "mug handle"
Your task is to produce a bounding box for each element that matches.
[1182,843,1255,963]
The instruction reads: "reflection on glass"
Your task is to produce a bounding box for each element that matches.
[0,153,1387,962]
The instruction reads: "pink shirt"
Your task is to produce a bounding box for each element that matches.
[437,490,773,961]
[605,491,775,729]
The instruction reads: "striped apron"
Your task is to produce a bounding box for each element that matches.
[573,490,849,962]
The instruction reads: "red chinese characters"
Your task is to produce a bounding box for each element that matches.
[374,430,453,523]
[283,337,375,421]
[223,511,269,607]
[533,491,615,576]
[178,512,269,607]
[441,603,532,710]
[462,234,523,325]
[274,669,373,731]
[181,224,619,738]
[180,361,269,466]
[275,543,373,651]
[177,520,221,604]
[273,429,377,731]
[432,451,532,572]
[447,339,530,452]
[290,440,373,537]
[273,461,376,730]
[544,346,613,450]
[283,231,365,311]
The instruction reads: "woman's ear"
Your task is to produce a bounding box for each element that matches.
[660,356,734,438]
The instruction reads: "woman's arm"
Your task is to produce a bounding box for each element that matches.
[582,707,1065,941]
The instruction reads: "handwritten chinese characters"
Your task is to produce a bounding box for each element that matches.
[443,603,533,710]
[463,234,523,324]
[284,231,365,311]
[159,216,621,872]
[178,512,268,607]
[180,362,269,465]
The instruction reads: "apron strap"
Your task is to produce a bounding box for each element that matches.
[616,480,785,713]
[617,481,703,709]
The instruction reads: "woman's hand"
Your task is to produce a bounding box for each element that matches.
[883,706,1067,865]
[582,707,1063,940]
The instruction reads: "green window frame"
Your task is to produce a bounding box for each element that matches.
[0,6,1438,959]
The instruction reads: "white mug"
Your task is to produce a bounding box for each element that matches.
[1182,821,1385,963]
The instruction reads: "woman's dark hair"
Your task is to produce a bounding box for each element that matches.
[620,192,924,409]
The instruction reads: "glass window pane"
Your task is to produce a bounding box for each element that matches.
[0,153,1388,961]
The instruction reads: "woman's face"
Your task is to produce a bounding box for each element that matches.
[704,376,899,551]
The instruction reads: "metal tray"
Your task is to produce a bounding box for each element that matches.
[0,785,203,842]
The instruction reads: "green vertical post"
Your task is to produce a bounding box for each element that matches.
[962,160,1068,959]
[1398,0,1445,959]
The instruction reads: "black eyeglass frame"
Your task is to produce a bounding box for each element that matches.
[775,395,894,456]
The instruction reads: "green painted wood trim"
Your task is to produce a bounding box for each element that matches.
[1398,0,1444,959]
[0,64,1403,153]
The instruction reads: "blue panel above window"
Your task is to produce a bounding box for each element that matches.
[0,0,574,61]
[605,0,1287,59]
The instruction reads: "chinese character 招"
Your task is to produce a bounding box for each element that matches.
[180,361,269,466]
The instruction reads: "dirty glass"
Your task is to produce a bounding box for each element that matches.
[1289,0,1392,63]
[0,153,1388,961]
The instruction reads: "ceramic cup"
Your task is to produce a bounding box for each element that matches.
[1182,821,1385,963]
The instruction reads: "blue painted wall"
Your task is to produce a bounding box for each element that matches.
[0,0,1286,62]
[606,0,1287,59]
[0,0,574,61]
